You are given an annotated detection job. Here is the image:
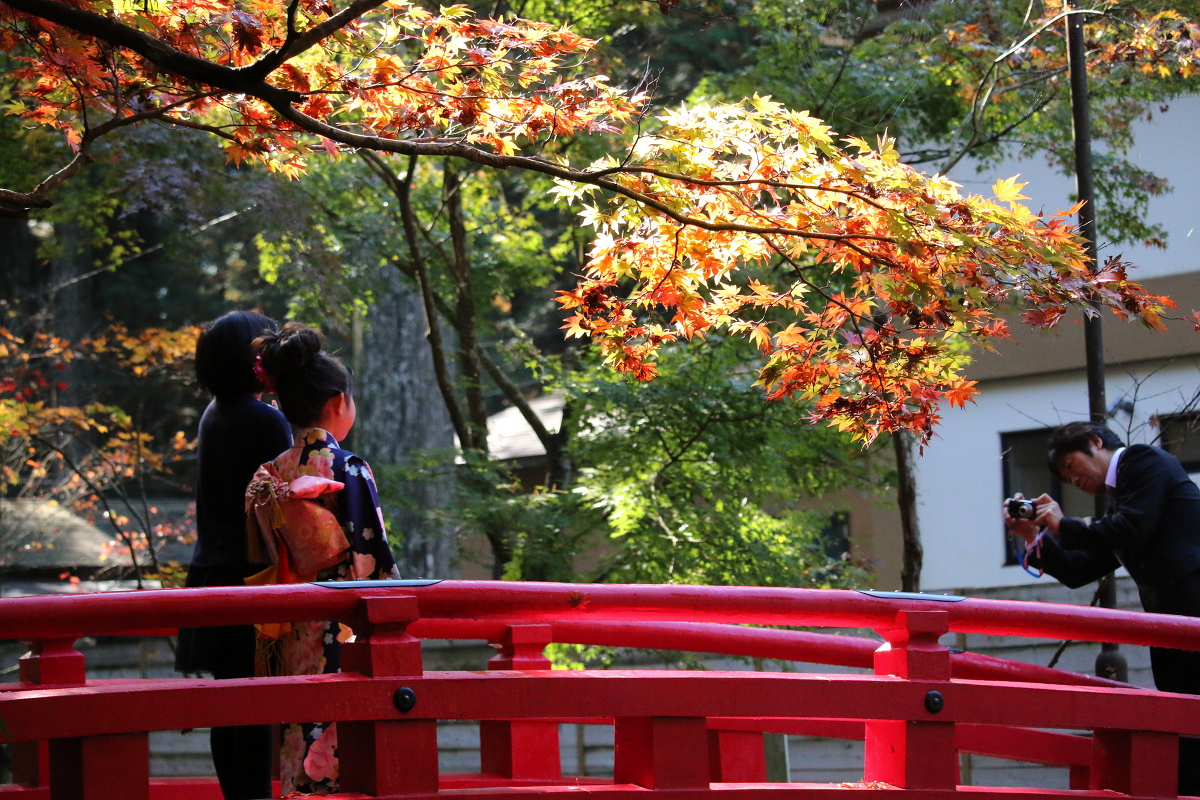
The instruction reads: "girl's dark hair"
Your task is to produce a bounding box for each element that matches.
[195,311,277,397]
[252,322,351,427]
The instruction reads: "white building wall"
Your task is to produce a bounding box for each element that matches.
[945,95,1200,281]
[918,360,1200,592]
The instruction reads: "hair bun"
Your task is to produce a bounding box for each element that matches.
[250,321,350,427]
[255,322,325,379]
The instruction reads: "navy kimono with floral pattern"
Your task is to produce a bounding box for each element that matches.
[249,427,398,796]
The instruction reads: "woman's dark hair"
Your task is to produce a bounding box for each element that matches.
[1048,421,1125,477]
[195,311,277,397]
[253,322,351,427]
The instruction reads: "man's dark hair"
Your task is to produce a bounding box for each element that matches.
[195,311,277,397]
[1047,421,1125,477]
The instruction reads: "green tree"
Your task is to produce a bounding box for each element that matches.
[700,0,1200,247]
[564,337,875,587]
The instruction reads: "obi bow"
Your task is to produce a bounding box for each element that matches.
[245,464,350,585]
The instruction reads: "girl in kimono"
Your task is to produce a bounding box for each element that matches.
[244,322,399,796]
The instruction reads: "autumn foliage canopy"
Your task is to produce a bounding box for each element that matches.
[1,0,1198,440]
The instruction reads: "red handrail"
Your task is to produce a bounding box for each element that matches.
[408,618,1127,688]
[0,580,1193,800]
[0,581,1196,651]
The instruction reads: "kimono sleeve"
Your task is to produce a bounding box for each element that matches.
[338,454,398,580]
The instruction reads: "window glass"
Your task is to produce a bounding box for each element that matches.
[1160,414,1200,471]
[820,511,850,560]
[1000,428,1091,565]
[1159,414,1200,488]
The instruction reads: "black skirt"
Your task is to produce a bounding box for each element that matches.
[174,564,263,678]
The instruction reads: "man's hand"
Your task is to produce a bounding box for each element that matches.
[1003,492,1041,544]
[1032,493,1063,534]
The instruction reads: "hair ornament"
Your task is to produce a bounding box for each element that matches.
[253,354,276,394]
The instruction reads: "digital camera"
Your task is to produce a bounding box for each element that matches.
[1006,498,1038,520]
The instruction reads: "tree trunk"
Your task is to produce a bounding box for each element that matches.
[443,162,489,450]
[356,267,458,579]
[49,222,92,342]
[547,399,572,491]
[893,431,923,592]
[0,218,43,311]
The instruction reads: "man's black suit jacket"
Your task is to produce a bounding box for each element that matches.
[1031,443,1200,615]
[1028,443,1200,795]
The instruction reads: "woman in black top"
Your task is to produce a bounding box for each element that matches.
[176,311,292,800]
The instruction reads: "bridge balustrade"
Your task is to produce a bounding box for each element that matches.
[0,580,1196,800]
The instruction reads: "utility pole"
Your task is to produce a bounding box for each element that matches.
[1066,0,1127,682]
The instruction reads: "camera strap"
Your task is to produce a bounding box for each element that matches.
[1019,528,1047,578]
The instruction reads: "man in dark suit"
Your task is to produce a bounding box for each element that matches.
[1006,420,1200,795]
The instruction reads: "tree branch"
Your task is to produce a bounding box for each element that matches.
[3,0,937,251]
[269,103,902,245]
[155,115,238,140]
[31,436,145,588]
[360,150,475,451]
[477,348,555,449]
[361,153,562,471]
[240,0,388,80]
[1,0,302,104]
[0,97,214,213]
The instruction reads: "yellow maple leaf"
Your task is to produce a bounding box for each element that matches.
[992,176,1030,204]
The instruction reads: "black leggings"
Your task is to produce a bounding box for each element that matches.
[210,631,273,800]
[178,566,274,799]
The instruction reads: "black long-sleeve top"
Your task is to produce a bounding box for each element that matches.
[189,394,292,572]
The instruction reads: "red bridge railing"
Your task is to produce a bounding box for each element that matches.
[0,580,1196,800]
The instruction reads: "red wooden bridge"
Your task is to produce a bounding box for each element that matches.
[0,580,1197,800]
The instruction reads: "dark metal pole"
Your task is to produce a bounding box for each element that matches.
[1066,0,1127,682]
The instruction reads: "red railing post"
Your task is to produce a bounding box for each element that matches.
[1089,729,1179,797]
[339,595,439,796]
[707,729,768,783]
[480,624,562,780]
[14,637,86,791]
[864,610,957,790]
[614,717,711,788]
[18,636,85,685]
[48,733,150,800]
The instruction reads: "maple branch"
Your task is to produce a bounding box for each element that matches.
[0,0,302,104]
[0,99,210,213]
[275,101,903,247]
[586,165,895,213]
[241,0,388,80]
[994,8,1107,68]
[938,7,1106,174]
[5,0,912,251]
[156,115,238,140]
[939,91,1057,173]
[30,435,145,589]
[762,236,895,400]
